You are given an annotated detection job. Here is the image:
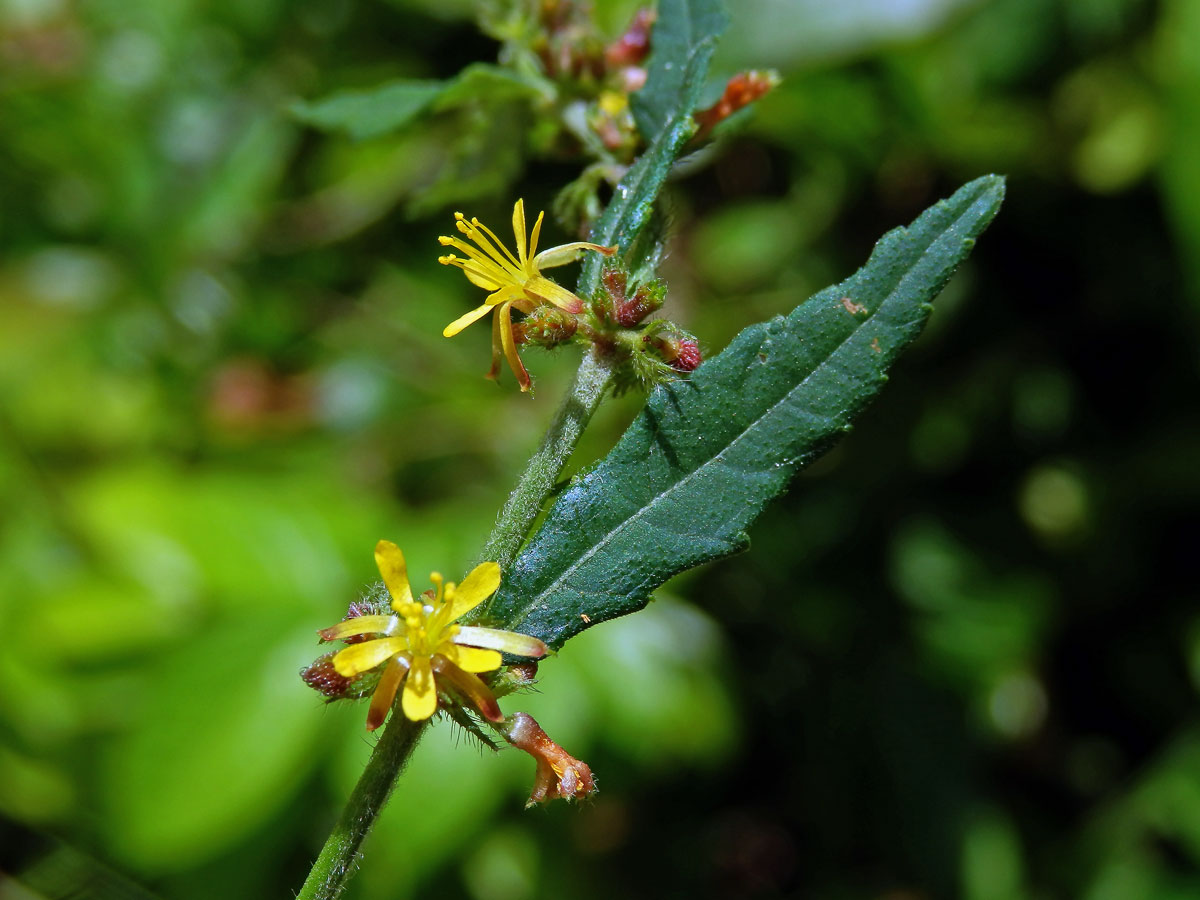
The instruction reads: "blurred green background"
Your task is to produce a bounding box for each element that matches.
[2,0,1197,897]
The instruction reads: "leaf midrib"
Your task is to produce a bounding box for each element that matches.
[503,190,988,629]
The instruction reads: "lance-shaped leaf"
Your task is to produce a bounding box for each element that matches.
[487,175,1007,648]
[631,0,730,143]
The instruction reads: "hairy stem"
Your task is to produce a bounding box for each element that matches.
[296,717,427,900]
[298,351,611,899]
[480,350,612,570]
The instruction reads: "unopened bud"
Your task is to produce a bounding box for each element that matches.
[513,306,579,346]
[670,338,702,371]
[615,280,666,327]
[592,267,627,324]
[301,653,356,700]
[694,70,781,139]
[646,331,702,372]
[604,8,655,69]
[489,661,541,698]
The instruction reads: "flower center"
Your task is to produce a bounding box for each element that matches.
[394,581,461,658]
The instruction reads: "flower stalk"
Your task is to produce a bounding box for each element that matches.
[295,716,427,900]
[478,349,612,571]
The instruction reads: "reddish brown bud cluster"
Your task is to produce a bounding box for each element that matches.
[694,70,781,139]
[301,653,355,700]
[500,712,596,806]
[599,269,665,328]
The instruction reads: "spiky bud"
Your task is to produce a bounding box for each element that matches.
[513,306,579,347]
[301,653,356,700]
[615,280,666,327]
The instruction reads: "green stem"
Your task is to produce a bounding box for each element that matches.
[480,349,612,570]
[298,353,610,899]
[296,717,427,900]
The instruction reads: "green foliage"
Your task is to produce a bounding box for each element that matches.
[290,81,445,141]
[489,176,1005,648]
[4,0,1198,898]
[630,0,731,142]
[289,64,546,142]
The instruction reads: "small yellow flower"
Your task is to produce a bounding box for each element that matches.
[439,199,615,391]
[319,540,548,730]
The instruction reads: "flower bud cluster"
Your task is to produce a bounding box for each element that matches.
[300,591,392,702]
[485,259,701,392]
[587,265,701,393]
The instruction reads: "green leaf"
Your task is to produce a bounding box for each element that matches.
[577,42,714,297]
[434,63,548,109]
[489,175,1006,648]
[290,79,444,140]
[630,0,730,143]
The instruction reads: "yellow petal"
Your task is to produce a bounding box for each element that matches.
[528,210,544,260]
[447,561,501,619]
[454,626,548,658]
[318,615,397,642]
[523,276,584,314]
[532,241,616,270]
[440,234,521,282]
[365,657,409,731]
[463,263,505,291]
[486,311,503,381]
[464,215,523,273]
[375,540,413,610]
[432,655,502,722]
[402,655,438,720]
[332,636,406,677]
[443,302,493,337]
[512,199,527,265]
[498,302,531,392]
[441,642,502,673]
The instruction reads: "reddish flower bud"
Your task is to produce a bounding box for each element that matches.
[694,70,781,139]
[605,8,655,69]
[615,281,666,327]
[671,338,702,372]
[301,653,356,700]
[645,330,702,372]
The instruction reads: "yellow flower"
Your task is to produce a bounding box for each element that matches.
[439,198,615,391]
[319,540,548,730]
